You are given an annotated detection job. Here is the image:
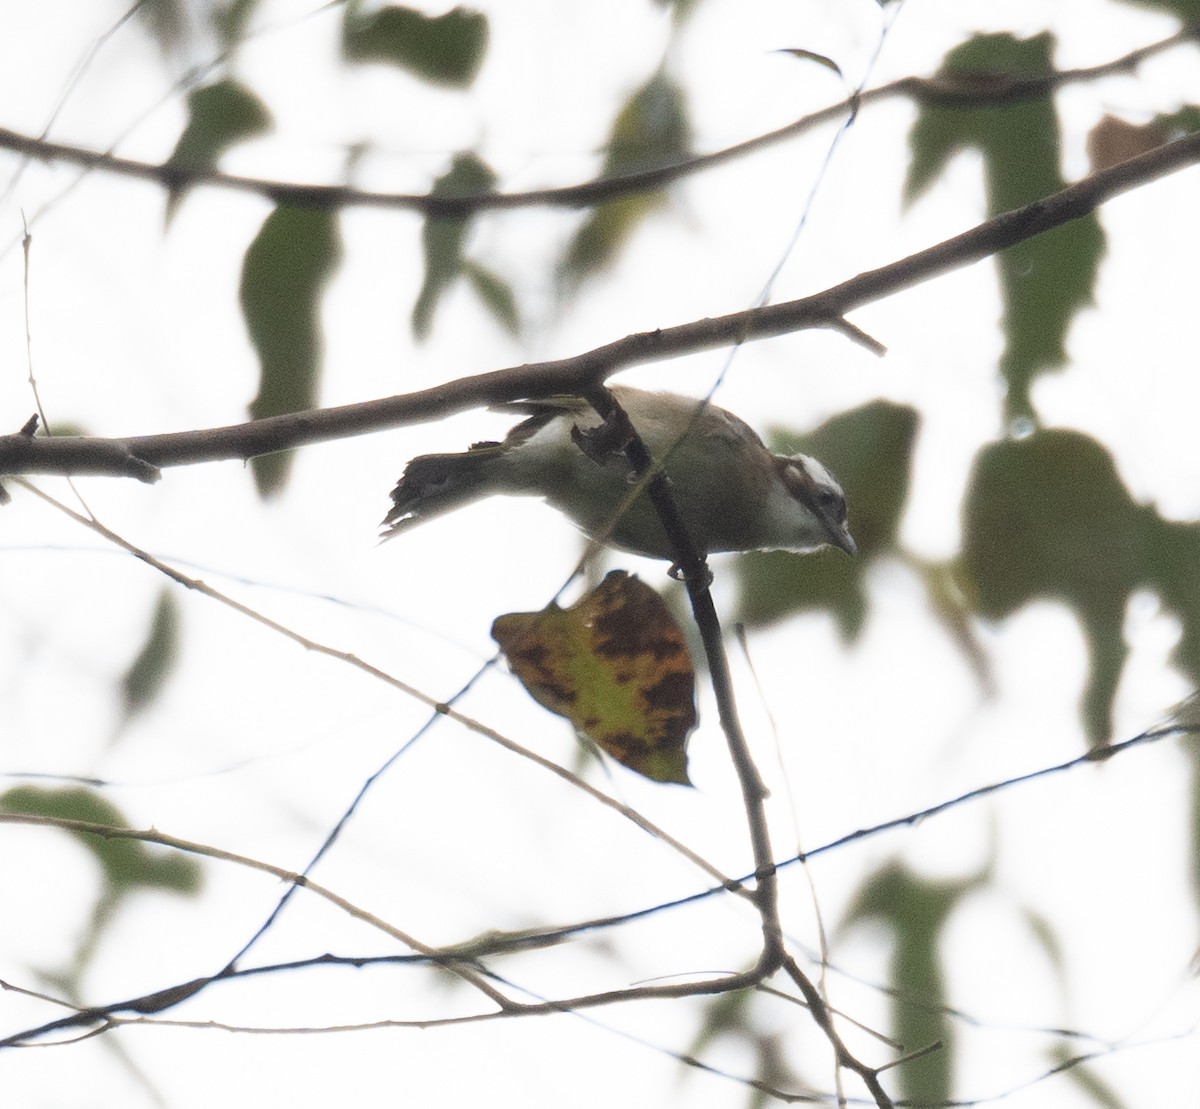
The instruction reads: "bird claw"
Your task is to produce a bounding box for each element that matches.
[668,560,713,587]
[570,406,635,466]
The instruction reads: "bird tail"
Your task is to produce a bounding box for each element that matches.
[380,443,502,540]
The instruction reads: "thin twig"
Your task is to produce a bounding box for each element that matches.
[782,954,896,1109]
[0,29,1189,218]
[583,387,783,970]
[11,478,747,896]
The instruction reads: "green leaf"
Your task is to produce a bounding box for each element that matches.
[1190,747,1200,911]
[652,0,704,21]
[686,989,756,1060]
[734,401,918,636]
[1113,0,1200,20]
[775,48,843,80]
[960,431,1143,743]
[842,862,983,1108]
[685,990,804,1109]
[1049,1044,1128,1108]
[962,431,1200,744]
[164,79,272,220]
[1143,518,1200,689]
[462,259,520,336]
[1156,104,1200,136]
[1021,907,1067,983]
[560,71,691,290]
[412,153,497,340]
[0,786,201,899]
[343,5,488,87]
[240,205,342,495]
[120,589,180,724]
[905,33,1104,423]
[560,194,661,289]
[212,0,262,48]
[134,0,188,56]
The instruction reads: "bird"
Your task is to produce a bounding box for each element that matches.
[381,386,856,561]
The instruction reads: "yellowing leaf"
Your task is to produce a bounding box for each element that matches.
[1086,114,1168,174]
[491,571,696,784]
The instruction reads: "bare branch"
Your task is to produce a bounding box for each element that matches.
[0,29,1189,217]
[583,387,783,969]
[3,128,1199,482]
[781,954,896,1108]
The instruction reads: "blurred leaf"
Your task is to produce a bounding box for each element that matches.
[461,259,520,336]
[492,571,696,784]
[119,589,180,724]
[1087,115,1170,174]
[1113,0,1200,19]
[240,205,342,495]
[843,861,983,1107]
[1190,746,1200,910]
[212,0,262,47]
[734,401,918,636]
[737,546,865,638]
[412,153,498,340]
[905,33,1104,423]
[1157,104,1200,136]
[0,786,201,899]
[1143,518,1200,689]
[561,71,691,290]
[775,48,843,80]
[685,991,803,1109]
[1049,1044,1127,1108]
[164,78,272,222]
[748,1034,804,1109]
[44,421,88,437]
[1089,105,1200,172]
[962,431,1200,744]
[913,557,993,688]
[561,194,660,288]
[343,5,488,87]
[687,988,755,1059]
[960,431,1142,743]
[1021,907,1067,981]
[653,0,704,21]
[135,0,189,56]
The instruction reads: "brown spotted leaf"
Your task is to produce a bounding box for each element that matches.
[491,571,696,784]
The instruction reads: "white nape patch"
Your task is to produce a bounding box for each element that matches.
[794,453,838,491]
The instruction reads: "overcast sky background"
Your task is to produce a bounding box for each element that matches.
[1,1,1198,1106]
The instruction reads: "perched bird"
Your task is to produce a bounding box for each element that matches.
[381,386,855,561]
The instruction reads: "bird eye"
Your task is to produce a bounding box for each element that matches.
[815,487,845,517]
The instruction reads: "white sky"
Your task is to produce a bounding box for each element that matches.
[1,1,1198,1106]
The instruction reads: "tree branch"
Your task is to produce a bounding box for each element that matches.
[3,128,1198,483]
[0,29,1189,218]
[583,387,783,970]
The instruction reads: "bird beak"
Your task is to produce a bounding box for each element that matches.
[827,523,857,556]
